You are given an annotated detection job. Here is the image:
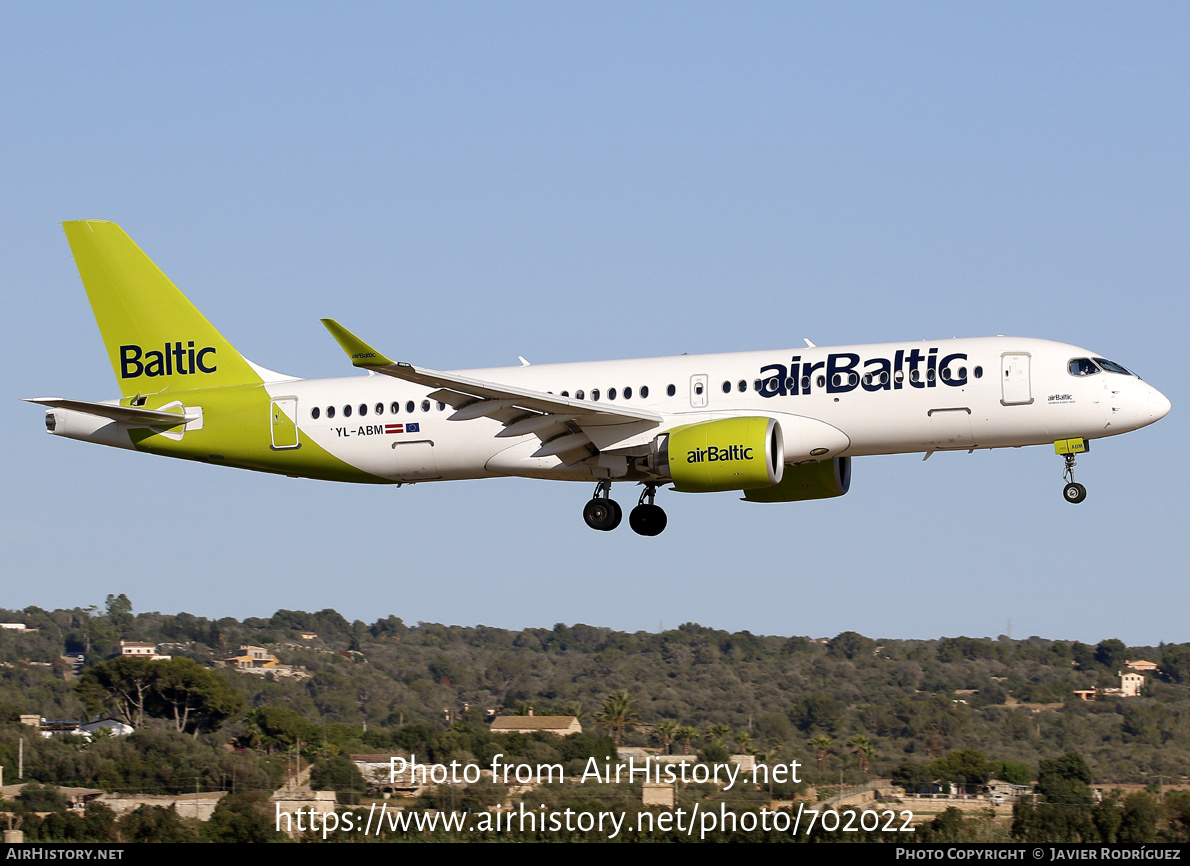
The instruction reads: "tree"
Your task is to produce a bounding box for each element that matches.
[990,759,1031,786]
[1095,639,1127,669]
[932,749,992,792]
[596,690,639,746]
[76,656,156,728]
[311,755,366,805]
[828,631,875,659]
[651,720,678,755]
[203,792,283,843]
[675,726,699,755]
[705,722,732,745]
[153,658,244,736]
[848,734,874,773]
[809,735,833,772]
[791,694,840,733]
[105,594,134,638]
[1038,752,1094,805]
[891,761,935,794]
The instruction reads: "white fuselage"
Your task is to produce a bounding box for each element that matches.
[264,336,1169,484]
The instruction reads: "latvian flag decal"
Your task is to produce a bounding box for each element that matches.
[385,422,420,434]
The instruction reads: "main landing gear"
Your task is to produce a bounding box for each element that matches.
[583,481,668,536]
[1061,452,1087,504]
[629,485,667,537]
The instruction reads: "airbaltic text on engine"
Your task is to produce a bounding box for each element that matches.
[686,445,754,463]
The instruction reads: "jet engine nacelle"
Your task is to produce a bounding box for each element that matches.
[654,417,784,492]
[742,456,851,502]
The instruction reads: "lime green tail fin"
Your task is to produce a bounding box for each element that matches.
[63,220,263,397]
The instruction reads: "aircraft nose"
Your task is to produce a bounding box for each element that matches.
[1150,386,1172,421]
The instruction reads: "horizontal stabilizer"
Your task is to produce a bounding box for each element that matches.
[24,397,194,428]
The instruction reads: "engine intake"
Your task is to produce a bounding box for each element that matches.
[655,417,784,492]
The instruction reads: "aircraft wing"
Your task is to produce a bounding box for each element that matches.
[321,320,663,461]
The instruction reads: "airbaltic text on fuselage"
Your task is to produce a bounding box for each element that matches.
[120,343,216,379]
[756,348,969,397]
[686,445,754,463]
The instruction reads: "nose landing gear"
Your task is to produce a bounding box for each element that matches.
[629,485,667,537]
[583,480,622,531]
[1057,438,1088,504]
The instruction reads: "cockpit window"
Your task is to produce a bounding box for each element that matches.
[1069,358,1100,377]
[1093,357,1135,376]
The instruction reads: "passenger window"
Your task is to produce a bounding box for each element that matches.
[561,391,569,397]
[359,403,368,416]
[421,400,431,412]
[973,367,983,379]
[327,406,335,419]
[311,407,321,420]
[437,402,445,411]
[406,401,415,413]
[592,389,600,401]
[880,372,889,385]
[801,376,810,391]
[816,375,825,389]
[941,368,951,381]
[894,371,904,384]
[608,388,617,400]
[623,387,632,399]
[641,386,650,398]
[376,402,385,415]
[958,368,966,380]
[391,402,400,414]
[737,380,746,392]
[694,383,703,394]
[344,405,352,417]
[666,384,676,397]
[722,381,731,394]
[909,370,920,383]
[753,379,761,392]
[926,369,935,382]
[576,390,585,400]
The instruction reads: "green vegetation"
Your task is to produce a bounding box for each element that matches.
[1,599,1190,841]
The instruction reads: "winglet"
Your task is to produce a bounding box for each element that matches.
[320,319,394,368]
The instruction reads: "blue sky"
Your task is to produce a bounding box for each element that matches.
[2,3,1186,645]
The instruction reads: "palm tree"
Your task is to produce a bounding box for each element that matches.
[596,690,640,745]
[652,719,678,755]
[848,734,874,774]
[558,700,587,723]
[705,722,732,745]
[675,726,699,755]
[735,731,756,755]
[809,735,833,772]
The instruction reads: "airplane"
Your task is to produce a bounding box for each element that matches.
[28,220,1171,537]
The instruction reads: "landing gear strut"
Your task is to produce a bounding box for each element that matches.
[629,485,668,537]
[1061,452,1087,504]
[583,480,622,531]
